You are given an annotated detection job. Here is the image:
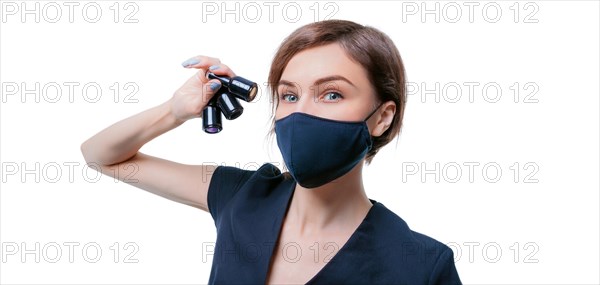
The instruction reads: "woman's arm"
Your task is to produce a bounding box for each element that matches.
[80,56,236,212]
[81,100,182,166]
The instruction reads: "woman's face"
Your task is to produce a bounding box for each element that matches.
[275,43,379,123]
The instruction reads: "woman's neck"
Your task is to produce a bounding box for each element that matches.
[286,162,373,236]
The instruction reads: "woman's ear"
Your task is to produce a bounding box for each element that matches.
[371,101,396,137]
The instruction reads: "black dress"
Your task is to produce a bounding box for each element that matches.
[207,163,462,285]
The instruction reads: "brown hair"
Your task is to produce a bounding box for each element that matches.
[268,19,406,164]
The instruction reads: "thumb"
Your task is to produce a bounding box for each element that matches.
[202,79,222,104]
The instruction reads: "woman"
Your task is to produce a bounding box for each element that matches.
[81,19,461,284]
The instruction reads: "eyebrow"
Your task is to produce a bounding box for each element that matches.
[278,75,357,89]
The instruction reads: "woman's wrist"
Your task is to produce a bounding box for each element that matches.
[138,100,186,145]
[164,98,187,127]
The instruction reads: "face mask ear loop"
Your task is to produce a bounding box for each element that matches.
[363,103,384,152]
[364,103,384,122]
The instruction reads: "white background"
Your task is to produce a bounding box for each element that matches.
[1,1,598,284]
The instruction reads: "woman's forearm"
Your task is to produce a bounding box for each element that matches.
[81,99,183,166]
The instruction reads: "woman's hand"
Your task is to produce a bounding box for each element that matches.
[170,55,237,123]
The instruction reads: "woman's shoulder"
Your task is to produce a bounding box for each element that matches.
[208,162,289,223]
[366,200,455,264]
[320,201,462,284]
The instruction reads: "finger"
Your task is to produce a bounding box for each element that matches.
[185,69,208,86]
[205,63,236,78]
[201,79,223,104]
[181,56,237,78]
[181,55,221,69]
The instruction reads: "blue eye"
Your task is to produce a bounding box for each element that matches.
[323,92,343,102]
[282,94,298,102]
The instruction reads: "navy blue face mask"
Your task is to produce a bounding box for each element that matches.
[274,106,380,188]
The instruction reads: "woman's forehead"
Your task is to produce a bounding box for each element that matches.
[280,43,370,89]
